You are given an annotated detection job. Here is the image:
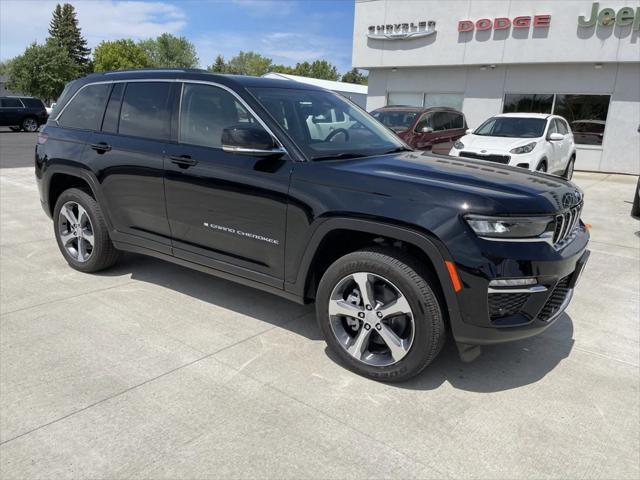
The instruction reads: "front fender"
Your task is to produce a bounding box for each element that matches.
[285,217,464,331]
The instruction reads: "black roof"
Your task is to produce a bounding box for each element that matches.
[78,68,325,92]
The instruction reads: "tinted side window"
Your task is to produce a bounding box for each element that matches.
[432,112,451,131]
[58,84,110,130]
[179,83,261,149]
[449,113,464,129]
[22,98,45,109]
[415,113,434,132]
[102,83,124,133]
[119,82,172,140]
[1,98,24,108]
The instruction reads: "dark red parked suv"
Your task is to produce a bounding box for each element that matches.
[371,106,467,154]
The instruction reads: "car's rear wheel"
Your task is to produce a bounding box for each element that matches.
[21,117,38,132]
[53,188,120,272]
[316,248,445,382]
[563,156,575,180]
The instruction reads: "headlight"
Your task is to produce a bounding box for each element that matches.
[465,214,555,239]
[510,142,537,154]
[453,140,464,149]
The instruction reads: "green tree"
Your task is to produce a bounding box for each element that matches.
[226,51,273,76]
[270,64,295,75]
[341,68,368,85]
[48,3,91,71]
[93,39,152,72]
[207,54,227,73]
[0,58,15,76]
[293,60,339,81]
[139,33,198,68]
[7,41,79,102]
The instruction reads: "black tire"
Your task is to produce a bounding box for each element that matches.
[53,188,121,272]
[316,248,446,382]
[536,160,547,173]
[21,116,38,132]
[563,156,575,180]
[632,178,640,219]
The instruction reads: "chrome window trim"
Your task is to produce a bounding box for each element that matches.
[54,78,286,153]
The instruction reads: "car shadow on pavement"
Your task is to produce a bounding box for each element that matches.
[100,252,320,340]
[102,253,574,393]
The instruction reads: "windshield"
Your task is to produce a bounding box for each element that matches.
[474,117,547,138]
[371,110,418,131]
[249,87,406,160]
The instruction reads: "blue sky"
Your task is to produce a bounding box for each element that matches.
[0,0,357,72]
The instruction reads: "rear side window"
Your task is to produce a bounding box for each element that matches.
[119,82,172,140]
[57,84,110,130]
[1,98,23,108]
[21,98,45,109]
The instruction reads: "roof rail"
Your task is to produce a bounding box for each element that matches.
[102,68,207,76]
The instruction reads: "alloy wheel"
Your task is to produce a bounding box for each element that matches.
[57,201,94,262]
[23,118,38,132]
[328,272,415,366]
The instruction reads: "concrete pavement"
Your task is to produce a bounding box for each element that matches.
[1,130,638,479]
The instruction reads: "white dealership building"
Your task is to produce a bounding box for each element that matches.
[352,0,640,174]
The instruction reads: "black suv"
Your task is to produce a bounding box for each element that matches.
[35,70,590,381]
[0,96,48,132]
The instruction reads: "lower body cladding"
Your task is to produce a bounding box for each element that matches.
[447,228,590,361]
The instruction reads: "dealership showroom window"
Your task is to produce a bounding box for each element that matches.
[354,0,640,174]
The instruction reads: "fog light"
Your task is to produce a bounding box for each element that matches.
[489,278,537,287]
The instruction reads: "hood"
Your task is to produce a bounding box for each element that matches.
[329,151,582,215]
[460,134,539,152]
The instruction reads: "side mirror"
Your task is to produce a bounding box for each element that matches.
[222,124,285,157]
[465,128,474,134]
[548,132,564,141]
[420,126,434,133]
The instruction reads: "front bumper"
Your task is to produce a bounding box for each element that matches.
[449,148,538,170]
[448,225,590,346]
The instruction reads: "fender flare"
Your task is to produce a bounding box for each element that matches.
[287,217,463,326]
[42,164,114,230]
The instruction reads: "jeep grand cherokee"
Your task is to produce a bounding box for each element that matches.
[35,70,590,381]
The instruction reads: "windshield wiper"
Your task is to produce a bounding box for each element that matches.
[381,146,413,154]
[311,152,367,161]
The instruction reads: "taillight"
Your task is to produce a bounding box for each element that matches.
[37,132,48,144]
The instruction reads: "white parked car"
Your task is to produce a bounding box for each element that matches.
[449,113,576,179]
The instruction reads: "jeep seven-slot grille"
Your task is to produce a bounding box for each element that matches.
[537,276,571,322]
[459,151,511,164]
[553,204,583,245]
[488,292,529,319]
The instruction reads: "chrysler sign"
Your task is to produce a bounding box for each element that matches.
[367,21,437,40]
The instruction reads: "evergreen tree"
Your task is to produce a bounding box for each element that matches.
[207,55,228,73]
[341,68,368,85]
[48,3,91,70]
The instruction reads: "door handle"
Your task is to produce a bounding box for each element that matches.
[90,142,111,153]
[168,155,198,168]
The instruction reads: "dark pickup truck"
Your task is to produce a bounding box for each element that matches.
[35,70,590,381]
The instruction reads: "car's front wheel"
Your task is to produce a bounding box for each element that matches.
[316,248,445,382]
[563,156,575,180]
[536,160,547,173]
[53,188,120,273]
